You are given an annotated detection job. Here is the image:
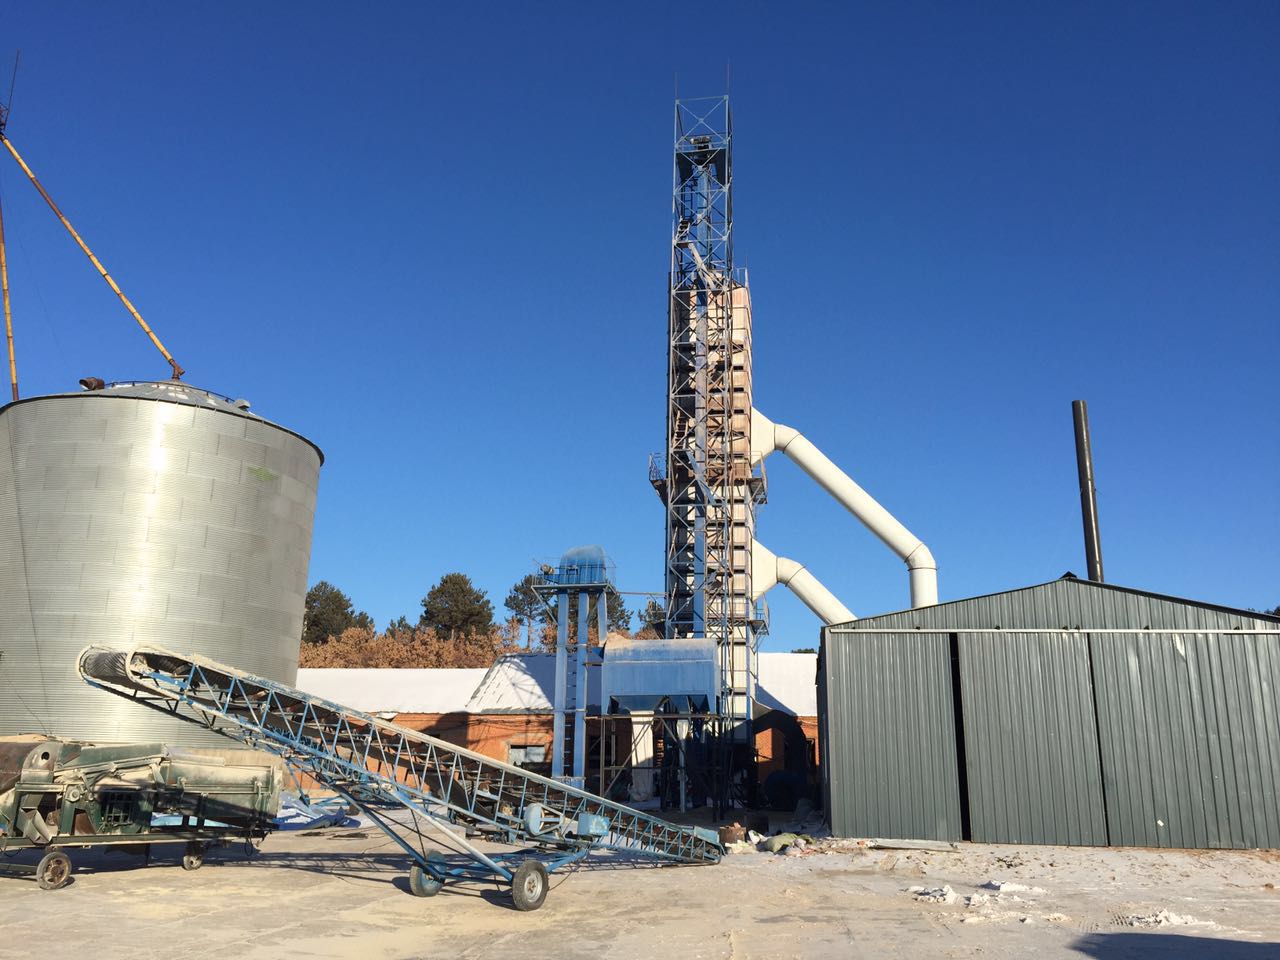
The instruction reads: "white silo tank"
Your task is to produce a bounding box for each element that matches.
[0,380,323,745]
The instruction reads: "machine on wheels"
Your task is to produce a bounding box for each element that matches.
[0,734,279,889]
[78,644,722,911]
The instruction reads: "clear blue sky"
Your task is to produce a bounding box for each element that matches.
[3,3,1276,648]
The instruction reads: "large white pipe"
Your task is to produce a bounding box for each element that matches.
[752,539,855,625]
[752,408,938,608]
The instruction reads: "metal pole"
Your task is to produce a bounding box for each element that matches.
[1072,400,1104,582]
[0,134,183,379]
[0,188,16,400]
[550,589,569,780]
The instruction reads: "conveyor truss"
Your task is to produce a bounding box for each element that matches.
[78,645,722,910]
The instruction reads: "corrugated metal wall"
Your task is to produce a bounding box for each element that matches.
[821,579,1280,848]
[0,387,322,747]
[822,630,962,841]
[959,631,1107,845]
[1092,630,1280,848]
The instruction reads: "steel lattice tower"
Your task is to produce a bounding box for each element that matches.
[662,97,764,748]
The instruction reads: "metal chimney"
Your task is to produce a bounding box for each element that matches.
[1072,400,1104,582]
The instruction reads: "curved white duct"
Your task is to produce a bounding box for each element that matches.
[751,408,938,608]
[752,539,855,625]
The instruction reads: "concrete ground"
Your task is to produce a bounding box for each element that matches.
[1,827,1277,959]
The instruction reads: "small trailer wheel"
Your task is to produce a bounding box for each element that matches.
[182,841,207,871]
[36,851,72,890]
[511,859,548,912]
[408,851,445,897]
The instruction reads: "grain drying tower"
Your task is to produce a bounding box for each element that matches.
[654,98,937,803]
[0,381,322,745]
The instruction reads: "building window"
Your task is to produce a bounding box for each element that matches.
[508,744,546,767]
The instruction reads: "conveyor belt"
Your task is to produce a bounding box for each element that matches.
[78,645,721,908]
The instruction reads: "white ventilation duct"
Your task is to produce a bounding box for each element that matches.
[751,539,855,625]
[752,408,938,608]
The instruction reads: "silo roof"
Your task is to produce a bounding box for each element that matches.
[0,380,323,463]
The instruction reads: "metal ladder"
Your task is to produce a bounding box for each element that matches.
[78,644,721,911]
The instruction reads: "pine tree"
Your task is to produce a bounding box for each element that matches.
[420,573,494,640]
[301,581,373,645]
[503,573,546,649]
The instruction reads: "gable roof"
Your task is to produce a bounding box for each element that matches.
[464,653,604,713]
[830,576,1280,632]
[466,650,820,716]
[292,652,825,718]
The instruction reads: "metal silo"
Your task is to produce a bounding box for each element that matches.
[0,380,322,745]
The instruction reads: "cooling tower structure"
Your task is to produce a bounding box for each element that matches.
[0,380,322,745]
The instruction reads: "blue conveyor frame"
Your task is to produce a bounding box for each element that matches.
[76,645,721,906]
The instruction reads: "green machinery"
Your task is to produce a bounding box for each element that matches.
[0,735,279,889]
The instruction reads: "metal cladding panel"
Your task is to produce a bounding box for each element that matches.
[835,579,1280,849]
[601,636,718,709]
[0,391,321,747]
[1091,630,1280,849]
[841,577,1276,633]
[959,632,1108,845]
[822,628,962,841]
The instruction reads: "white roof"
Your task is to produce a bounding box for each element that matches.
[291,651,818,718]
[465,653,602,713]
[294,668,487,715]
[756,653,818,716]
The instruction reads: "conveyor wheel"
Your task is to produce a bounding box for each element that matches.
[511,859,547,912]
[36,851,72,890]
[182,841,208,871]
[409,851,445,897]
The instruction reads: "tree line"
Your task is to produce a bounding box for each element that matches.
[299,572,669,669]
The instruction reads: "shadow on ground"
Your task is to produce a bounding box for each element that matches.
[1072,933,1280,958]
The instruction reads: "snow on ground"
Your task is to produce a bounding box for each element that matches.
[0,827,1276,959]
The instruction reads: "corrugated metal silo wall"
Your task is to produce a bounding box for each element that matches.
[0,394,320,747]
[826,579,1280,848]
[820,627,962,841]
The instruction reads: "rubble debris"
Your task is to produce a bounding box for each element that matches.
[908,884,957,904]
[981,880,1047,895]
[762,832,814,854]
[1123,909,1216,929]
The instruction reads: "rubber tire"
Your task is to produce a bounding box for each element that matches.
[36,851,72,891]
[408,851,445,897]
[182,841,206,871]
[511,859,548,912]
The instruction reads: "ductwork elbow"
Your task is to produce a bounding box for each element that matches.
[905,544,938,607]
[751,539,855,625]
[751,407,800,466]
[905,542,936,572]
[752,406,939,609]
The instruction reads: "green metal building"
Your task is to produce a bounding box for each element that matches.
[819,576,1280,848]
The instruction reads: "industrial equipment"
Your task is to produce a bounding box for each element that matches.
[78,645,722,911]
[653,98,936,813]
[530,546,615,787]
[0,380,323,748]
[0,734,279,889]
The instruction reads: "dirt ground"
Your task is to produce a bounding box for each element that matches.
[1,827,1277,959]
